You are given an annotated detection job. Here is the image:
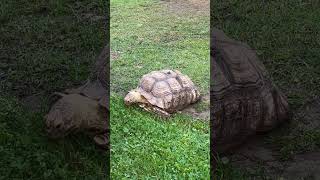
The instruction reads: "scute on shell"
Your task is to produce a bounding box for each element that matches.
[137,69,200,112]
[45,46,109,150]
[211,28,289,153]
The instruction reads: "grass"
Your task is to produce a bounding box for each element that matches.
[212,0,320,178]
[5,0,318,178]
[0,0,107,97]
[110,0,209,95]
[111,95,209,179]
[269,129,320,161]
[0,0,108,179]
[0,96,108,179]
[110,0,210,178]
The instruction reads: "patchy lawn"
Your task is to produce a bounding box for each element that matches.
[110,0,210,178]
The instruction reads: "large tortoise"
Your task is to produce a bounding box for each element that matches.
[45,46,109,149]
[124,69,201,117]
[211,28,289,153]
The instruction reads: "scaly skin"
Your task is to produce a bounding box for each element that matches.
[46,93,109,148]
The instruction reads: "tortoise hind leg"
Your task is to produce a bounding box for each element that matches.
[139,104,171,118]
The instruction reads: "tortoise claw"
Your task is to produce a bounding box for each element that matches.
[93,133,109,150]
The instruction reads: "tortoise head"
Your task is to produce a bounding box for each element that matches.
[124,89,144,105]
[45,93,79,139]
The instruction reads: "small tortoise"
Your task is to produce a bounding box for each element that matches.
[124,69,200,117]
[211,28,289,153]
[45,46,109,149]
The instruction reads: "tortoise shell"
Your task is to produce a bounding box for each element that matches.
[211,28,289,153]
[66,46,109,110]
[46,46,109,149]
[137,69,200,113]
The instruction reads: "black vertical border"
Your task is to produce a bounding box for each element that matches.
[210,0,217,179]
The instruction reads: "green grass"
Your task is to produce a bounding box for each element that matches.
[212,0,320,179]
[0,96,108,179]
[212,0,320,108]
[111,0,209,95]
[0,0,108,179]
[111,95,209,179]
[6,0,318,178]
[0,0,107,96]
[110,0,210,178]
[269,129,320,161]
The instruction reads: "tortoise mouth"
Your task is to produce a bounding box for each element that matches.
[124,100,132,106]
[124,93,140,105]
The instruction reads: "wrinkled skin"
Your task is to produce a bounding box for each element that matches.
[124,90,147,105]
[124,90,172,117]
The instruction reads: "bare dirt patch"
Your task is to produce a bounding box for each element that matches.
[160,0,209,15]
[181,93,209,120]
[111,50,120,61]
[226,98,320,179]
[230,146,320,179]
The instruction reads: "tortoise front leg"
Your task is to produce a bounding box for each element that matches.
[139,104,171,118]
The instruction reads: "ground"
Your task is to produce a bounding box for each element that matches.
[2,0,319,179]
[0,1,108,179]
[213,1,320,179]
[110,0,210,178]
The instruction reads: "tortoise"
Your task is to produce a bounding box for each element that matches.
[211,28,290,153]
[124,69,201,117]
[45,46,109,149]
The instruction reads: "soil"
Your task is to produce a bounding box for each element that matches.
[111,50,120,61]
[158,0,210,120]
[228,142,320,179]
[225,98,320,179]
[160,0,209,15]
[181,93,210,120]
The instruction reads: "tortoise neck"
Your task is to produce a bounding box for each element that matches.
[137,95,148,104]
